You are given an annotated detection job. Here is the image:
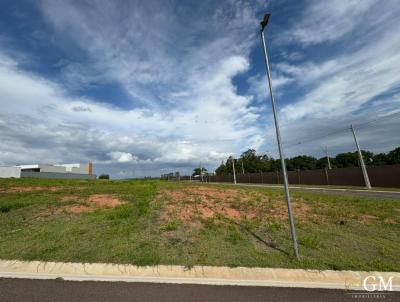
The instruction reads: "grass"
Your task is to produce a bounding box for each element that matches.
[0,178,399,271]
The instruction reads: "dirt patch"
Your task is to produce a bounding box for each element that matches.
[88,194,124,207]
[60,194,126,213]
[68,205,94,213]
[157,186,311,228]
[383,218,397,225]
[61,195,80,202]
[359,214,379,223]
[2,186,61,193]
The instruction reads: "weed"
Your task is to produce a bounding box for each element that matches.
[161,219,179,231]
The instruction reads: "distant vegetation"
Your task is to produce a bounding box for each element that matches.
[160,172,180,180]
[192,167,208,176]
[98,174,110,179]
[215,147,400,175]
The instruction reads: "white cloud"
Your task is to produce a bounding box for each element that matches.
[279,28,400,122]
[257,0,400,159]
[107,151,138,163]
[37,0,262,106]
[1,0,399,178]
[278,0,377,46]
[0,47,262,176]
[247,72,293,104]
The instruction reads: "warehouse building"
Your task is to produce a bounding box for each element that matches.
[0,162,96,179]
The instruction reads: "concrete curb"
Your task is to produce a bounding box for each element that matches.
[0,260,399,290]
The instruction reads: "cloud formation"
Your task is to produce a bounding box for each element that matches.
[0,0,399,178]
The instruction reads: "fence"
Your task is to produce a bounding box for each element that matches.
[181,164,400,188]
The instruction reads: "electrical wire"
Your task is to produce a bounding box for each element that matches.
[284,111,400,148]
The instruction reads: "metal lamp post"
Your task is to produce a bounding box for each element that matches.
[260,14,299,259]
[232,157,237,184]
[351,124,371,189]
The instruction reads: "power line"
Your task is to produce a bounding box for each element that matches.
[284,127,348,148]
[285,111,400,148]
[353,110,400,129]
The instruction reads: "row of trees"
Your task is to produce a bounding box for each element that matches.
[215,147,400,175]
[161,172,180,179]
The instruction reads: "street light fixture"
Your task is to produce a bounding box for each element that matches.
[260,13,300,259]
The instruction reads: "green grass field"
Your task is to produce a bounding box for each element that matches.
[0,178,399,271]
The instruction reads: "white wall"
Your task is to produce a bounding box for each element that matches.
[39,165,67,173]
[55,163,88,174]
[0,166,21,178]
[71,165,89,174]
[55,163,80,172]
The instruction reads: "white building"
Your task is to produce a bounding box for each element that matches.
[0,162,94,179]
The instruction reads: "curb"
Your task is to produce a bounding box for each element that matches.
[0,260,399,290]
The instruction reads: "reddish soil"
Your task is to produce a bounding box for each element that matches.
[61,194,126,213]
[157,186,311,227]
[68,205,94,213]
[88,194,124,207]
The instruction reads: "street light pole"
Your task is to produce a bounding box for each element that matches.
[260,14,299,259]
[200,162,204,182]
[323,146,331,169]
[351,124,371,189]
[232,158,237,184]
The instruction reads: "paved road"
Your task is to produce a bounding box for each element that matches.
[0,278,398,302]
[288,187,400,200]
[206,182,400,200]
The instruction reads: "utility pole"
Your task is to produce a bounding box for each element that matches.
[351,124,371,189]
[232,158,237,184]
[260,13,299,259]
[199,162,204,182]
[323,146,331,169]
[241,160,245,174]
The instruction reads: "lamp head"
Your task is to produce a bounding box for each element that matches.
[260,14,270,31]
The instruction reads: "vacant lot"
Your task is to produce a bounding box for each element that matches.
[0,178,399,271]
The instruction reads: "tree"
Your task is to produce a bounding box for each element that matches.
[192,167,207,176]
[321,151,374,168]
[316,156,336,169]
[372,153,388,166]
[215,161,228,175]
[239,149,269,172]
[286,155,318,171]
[213,146,400,174]
[98,174,110,179]
[387,147,400,164]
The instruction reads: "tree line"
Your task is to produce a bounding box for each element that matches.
[214,147,400,175]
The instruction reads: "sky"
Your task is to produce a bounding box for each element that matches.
[0,0,399,178]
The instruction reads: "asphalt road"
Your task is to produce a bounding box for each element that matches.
[207,182,400,200]
[0,278,399,302]
[288,187,400,200]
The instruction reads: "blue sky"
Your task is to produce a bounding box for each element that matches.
[0,0,399,178]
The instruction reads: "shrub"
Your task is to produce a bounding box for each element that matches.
[98,174,110,180]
